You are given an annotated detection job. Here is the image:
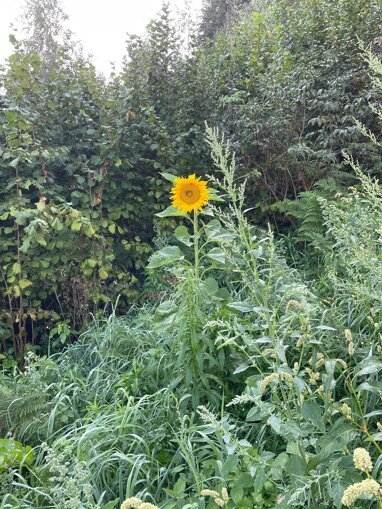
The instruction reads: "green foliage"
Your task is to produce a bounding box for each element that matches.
[1,126,382,509]
[199,0,251,41]
[0,352,53,438]
[0,40,147,357]
[196,0,382,211]
[0,438,34,473]
[21,0,77,66]
[2,3,382,508]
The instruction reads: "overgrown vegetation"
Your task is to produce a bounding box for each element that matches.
[1,0,382,507]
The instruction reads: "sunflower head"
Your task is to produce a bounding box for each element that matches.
[171,174,209,213]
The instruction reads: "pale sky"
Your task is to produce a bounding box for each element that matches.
[0,0,203,75]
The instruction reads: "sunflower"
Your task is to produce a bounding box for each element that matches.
[171,174,209,213]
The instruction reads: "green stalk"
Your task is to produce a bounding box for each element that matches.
[188,209,201,401]
[194,209,199,279]
[348,377,382,454]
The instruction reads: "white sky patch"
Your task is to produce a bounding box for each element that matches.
[0,0,203,75]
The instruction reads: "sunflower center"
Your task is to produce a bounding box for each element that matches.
[181,183,201,204]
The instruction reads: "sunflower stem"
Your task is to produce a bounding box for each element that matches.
[194,209,199,279]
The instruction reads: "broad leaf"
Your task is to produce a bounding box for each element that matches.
[147,246,183,269]
[206,247,226,264]
[175,225,192,246]
[156,206,187,218]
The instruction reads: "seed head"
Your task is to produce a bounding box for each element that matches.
[341,479,381,506]
[353,448,373,473]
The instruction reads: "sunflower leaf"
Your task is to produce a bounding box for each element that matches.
[175,225,192,246]
[161,172,177,182]
[147,246,183,269]
[156,206,187,218]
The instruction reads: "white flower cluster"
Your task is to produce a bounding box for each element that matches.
[340,403,352,421]
[341,479,381,507]
[344,328,354,356]
[120,497,159,509]
[353,448,373,473]
[201,487,229,507]
[260,373,279,393]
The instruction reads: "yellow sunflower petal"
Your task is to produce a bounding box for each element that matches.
[171,174,209,213]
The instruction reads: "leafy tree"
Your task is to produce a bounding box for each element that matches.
[194,0,382,215]
[199,0,250,40]
[20,0,78,66]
